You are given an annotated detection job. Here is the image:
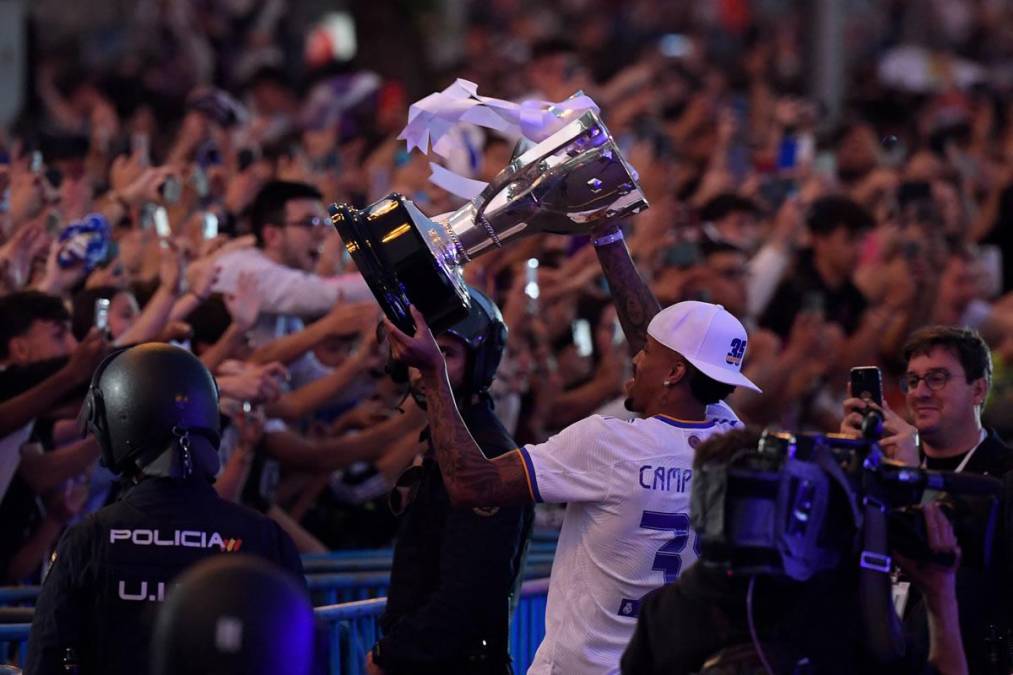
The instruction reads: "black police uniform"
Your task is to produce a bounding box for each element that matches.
[26,476,303,675]
[376,399,533,674]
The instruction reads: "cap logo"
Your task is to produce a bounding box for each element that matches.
[725,338,746,367]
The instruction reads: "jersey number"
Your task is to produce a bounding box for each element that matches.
[640,510,693,583]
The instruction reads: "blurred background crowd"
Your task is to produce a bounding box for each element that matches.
[3,0,1013,583]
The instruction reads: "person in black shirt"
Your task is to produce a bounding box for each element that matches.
[759,195,874,339]
[368,288,533,675]
[26,343,303,675]
[842,326,1013,673]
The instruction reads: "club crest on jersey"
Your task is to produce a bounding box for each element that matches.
[725,338,746,367]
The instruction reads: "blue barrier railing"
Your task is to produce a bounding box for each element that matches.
[312,576,550,675]
[0,578,550,673]
[0,624,28,669]
[0,562,555,610]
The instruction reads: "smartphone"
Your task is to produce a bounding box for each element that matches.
[153,207,171,247]
[801,291,825,317]
[160,175,182,205]
[30,151,43,175]
[44,210,62,235]
[191,165,210,200]
[94,298,111,338]
[776,135,798,171]
[131,133,150,162]
[572,319,593,357]
[202,212,219,240]
[850,366,883,406]
[658,33,692,59]
[524,258,539,314]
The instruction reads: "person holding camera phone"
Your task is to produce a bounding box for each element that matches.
[841,326,1013,674]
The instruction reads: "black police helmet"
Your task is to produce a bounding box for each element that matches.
[82,343,220,475]
[152,555,315,675]
[444,287,507,395]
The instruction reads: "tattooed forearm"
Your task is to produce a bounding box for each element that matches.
[422,369,532,507]
[593,235,661,355]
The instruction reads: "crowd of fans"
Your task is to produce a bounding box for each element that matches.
[2,0,1013,588]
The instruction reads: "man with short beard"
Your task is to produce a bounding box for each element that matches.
[385,220,760,674]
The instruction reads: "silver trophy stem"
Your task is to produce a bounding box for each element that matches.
[435,109,645,264]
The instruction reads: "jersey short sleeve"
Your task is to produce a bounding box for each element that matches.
[518,415,621,504]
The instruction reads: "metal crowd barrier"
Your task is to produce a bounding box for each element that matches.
[313,577,550,675]
[0,579,551,674]
[0,533,559,670]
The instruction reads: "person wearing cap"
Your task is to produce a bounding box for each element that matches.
[384,223,760,675]
[25,343,303,675]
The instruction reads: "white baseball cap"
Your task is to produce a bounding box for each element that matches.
[646,301,762,393]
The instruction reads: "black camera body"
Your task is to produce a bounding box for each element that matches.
[691,429,1002,580]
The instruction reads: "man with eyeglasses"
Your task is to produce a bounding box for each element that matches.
[212,181,371,336]
[211,180,375,394]
[842,325,1013,674]
[842,325,1011,476]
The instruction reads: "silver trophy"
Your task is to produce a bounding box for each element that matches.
[329,108,648,333]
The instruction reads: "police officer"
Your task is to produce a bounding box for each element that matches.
[26,343,303,675]
[367,288,533,675]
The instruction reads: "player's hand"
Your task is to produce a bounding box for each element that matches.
[383,306,445,377]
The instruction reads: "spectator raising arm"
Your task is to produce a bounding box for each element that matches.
[262,406,424,471]
[248,300,377,366]
[114,246,183,346]
[265,328,383,422]
[0,330,107,437]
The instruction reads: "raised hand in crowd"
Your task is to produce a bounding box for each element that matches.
[217,360,289,404]
[224,270,263,332]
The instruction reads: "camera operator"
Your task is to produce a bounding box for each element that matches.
[841,326,1012,673]
[621,428,967,675]
[26,343,303,675]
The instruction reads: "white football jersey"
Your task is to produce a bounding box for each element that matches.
[518,403,740,675]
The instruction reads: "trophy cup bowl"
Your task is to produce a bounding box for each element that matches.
[328,108,648,334]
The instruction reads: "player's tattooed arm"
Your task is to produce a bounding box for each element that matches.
[591,222,660,355]
[383,307,533,508]
[421,368,533,507]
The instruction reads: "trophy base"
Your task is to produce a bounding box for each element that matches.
[328,195,470,335]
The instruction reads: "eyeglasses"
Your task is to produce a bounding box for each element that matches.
[284,216,327,229]
[900,369,952,393]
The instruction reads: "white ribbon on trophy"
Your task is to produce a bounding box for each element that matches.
[397,79,600,200]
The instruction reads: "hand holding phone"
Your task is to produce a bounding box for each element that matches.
[94,298,111,339]
[524,258,539,314]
